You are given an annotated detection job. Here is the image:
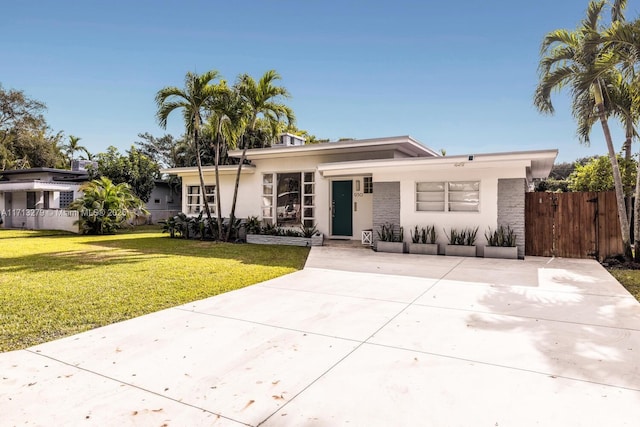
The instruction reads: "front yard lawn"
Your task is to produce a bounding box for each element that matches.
[0,228,309,352]
[607,269,640,301]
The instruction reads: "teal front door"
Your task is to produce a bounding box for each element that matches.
[332,180,352,236]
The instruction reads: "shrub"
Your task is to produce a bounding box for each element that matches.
[446,226,478,246]
[377,222,403,242]
[485,225,517,247]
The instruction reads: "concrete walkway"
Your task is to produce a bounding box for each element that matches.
[2,248,640,426]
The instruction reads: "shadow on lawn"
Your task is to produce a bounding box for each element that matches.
[79,235,310,270]
[0,248,157,274]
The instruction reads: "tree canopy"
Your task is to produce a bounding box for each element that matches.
[0,84,66,170]
[93,146,159,203]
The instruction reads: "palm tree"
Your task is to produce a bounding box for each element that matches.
[229,70,295,230]
[70,176,147,234]
[156,70,221,236]
[64,135,89,167]
[204,83,247,240]
[534,0,632,258]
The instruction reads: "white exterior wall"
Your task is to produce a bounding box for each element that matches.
[374,165,525,249]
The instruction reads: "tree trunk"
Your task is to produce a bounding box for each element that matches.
[214,130,224,240]
[193,129,215,238]
[227,133,246,241]
[624,136,633,223]
[594,81,632,259]
[634,151,640,262]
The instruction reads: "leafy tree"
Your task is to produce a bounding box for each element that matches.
[156,70,221,236]
[0,85,66,169]
[568,155,636,193]
[135,132,186,168]
[230,70,295,231]
[70,176,147,235]
[94,146,159,203]
[534,0,632,257]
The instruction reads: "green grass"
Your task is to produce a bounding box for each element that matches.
[0,227,309,352]
[608,269,640,301]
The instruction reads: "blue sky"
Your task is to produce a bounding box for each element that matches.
[2,0,636,162]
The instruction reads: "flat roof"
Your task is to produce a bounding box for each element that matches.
[317,149,558,180]
[228,135,441,160]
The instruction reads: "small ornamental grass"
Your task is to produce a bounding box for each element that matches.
[0,227,309,352]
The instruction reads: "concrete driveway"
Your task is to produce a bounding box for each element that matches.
[2,247,640,426]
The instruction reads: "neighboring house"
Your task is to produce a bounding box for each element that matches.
[145,180,181,223]
[0,168,87,233]
[162,135,557,257]
[0,167,176,232]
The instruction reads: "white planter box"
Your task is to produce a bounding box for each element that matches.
[376,241,406,253]
[408,243,439,255]
[246,234,312,247]
[311,233,324,247]
[484,246,518,259]
[445,245,477,257]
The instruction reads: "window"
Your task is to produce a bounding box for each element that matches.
[154,199,161,204]
[302,172,315,227]
[262,172,315,226]
[26,192,36,209]
[186,185,215,214]
[59,191,74,209]
[416,181,479,212]
[364,176,373,194]
[43,191,50,209]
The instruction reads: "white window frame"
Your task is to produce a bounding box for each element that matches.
[363,176,373,194]
[262,172,315,226]
[416,181,480,212]
[186,185,216,215]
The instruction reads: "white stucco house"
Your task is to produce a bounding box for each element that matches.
[0,168,86,232]
[162,135,557,257]
[0,168,181,232]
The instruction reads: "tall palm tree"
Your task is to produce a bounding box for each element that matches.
[156,70,220,236]
[534,0,632,258]
[229,70,295,229]
[65,135,89,167]
[205,83,247,240]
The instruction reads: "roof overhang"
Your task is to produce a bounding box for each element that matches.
[160,165,256,177]
[228,136,440,160]
[0,181,82,192]
[318,149,558,180]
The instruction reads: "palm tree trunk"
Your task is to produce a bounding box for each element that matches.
[624,137,633,222]
[594,81,632,259]
[634,151,640,261]
[227,133,246,241]
[193,129,215,238]
[214,130,224,240]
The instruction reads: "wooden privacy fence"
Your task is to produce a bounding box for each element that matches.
[525,191,623,260]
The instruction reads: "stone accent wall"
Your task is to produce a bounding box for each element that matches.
[373,182,401,244]
[497,178,526,258]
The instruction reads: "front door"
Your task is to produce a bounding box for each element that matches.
[332,180,352,236]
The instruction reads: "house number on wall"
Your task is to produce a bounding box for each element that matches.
[353,192,364,197]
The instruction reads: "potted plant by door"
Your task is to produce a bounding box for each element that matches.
[484,225,518,259]
[376,222,405,253]
[444,226,478,257]
[409,225,439,255]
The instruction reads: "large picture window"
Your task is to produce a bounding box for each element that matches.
[262,172,315,226]
[416,181,479,212]
[186,185,215,214]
